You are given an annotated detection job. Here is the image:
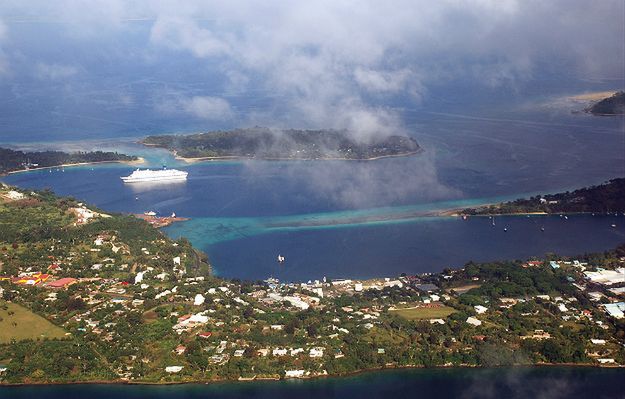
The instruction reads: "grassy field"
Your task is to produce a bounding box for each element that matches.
[0,301,67,343]
[390,305,456,320]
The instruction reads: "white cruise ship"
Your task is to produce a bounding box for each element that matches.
[121,168,188,183]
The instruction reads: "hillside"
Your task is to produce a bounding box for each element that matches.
[460,178,625,215]
[587,91,625,115]
[1,185,625,384]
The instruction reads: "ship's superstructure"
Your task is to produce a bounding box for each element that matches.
[121,168,188,183]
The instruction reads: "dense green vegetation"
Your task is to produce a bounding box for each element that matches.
[587,91,625,115]
[142,127,421,160]
[0,185,203,279]
[0,147,137,174]
[461,178,625,215]
[0,184,624,385]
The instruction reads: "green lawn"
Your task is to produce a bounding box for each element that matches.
[390,306,456,320]
[0,301,67,343]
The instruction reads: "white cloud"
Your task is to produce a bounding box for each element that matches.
[150,17,231,58]
[139,0,623,139]
[0,0,623,141]
[158,95,234,121]
[34,62,78,80]
[183,96,234,120]
[0,20,8,75]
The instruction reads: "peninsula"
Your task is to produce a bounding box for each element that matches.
[586,91,625,115]
[0,147,140,175]
[0,183,624,385]
[458,178,625,216]
[141,128,422,161]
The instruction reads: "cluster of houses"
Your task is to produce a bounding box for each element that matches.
[70,203,111,226]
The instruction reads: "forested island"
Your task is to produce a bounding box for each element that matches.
[1,184,624,385]
[0,147,139,175]
[586,91,625,115]
[141,128,422,161]
[460,178,625,216]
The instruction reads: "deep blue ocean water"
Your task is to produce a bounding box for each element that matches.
[1,367,624,399]
[3,106,624,281]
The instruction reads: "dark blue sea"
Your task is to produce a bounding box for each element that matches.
[3,104,624,281]
[1,368,624,399]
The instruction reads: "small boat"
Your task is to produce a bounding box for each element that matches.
[541,227,545,232]
[503,227,508,232]
[612,224,617,228]
[277,255,285,263]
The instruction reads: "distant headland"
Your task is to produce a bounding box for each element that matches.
[141,128,422,161]
[586,91,624,115]
[455,178,625,216]
[0,147,142,175]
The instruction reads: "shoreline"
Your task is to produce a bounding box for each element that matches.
[3,157,146,176]
[0,362,621,388]
[139,136,423,164]
[440,209,614,218]
[155,148,424,164]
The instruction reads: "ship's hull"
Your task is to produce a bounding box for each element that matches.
[121,173,188,183]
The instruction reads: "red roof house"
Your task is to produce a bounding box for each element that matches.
[46,277,78,289]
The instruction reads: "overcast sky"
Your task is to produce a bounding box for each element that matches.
[0,0,623,139]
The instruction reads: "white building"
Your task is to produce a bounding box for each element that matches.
[165,366,183,373]
[273,348,288,356]
[290,348,304,356]
[474,305,488,314]
[194,294,205,306]
[466,317,482,327]
[134,271,145,284]
[285,370,306,378]
[309,347,324,358]
[584,269,625,286]
[604,302,625,319]
[5,190,25,200]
